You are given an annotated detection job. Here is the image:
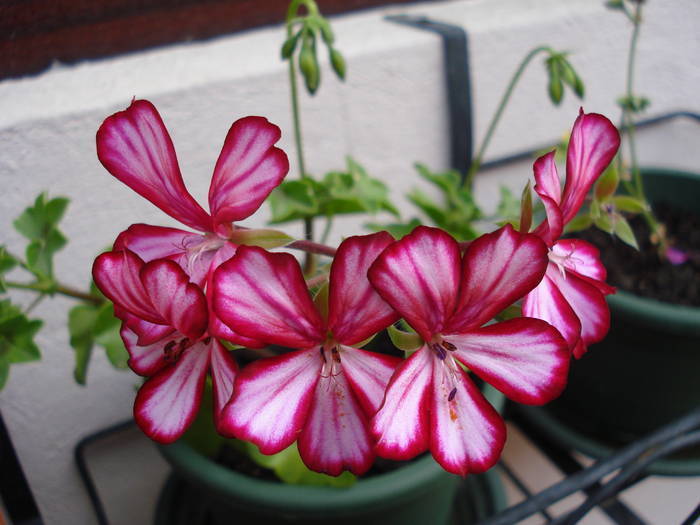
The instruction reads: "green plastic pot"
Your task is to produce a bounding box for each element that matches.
[541,168,700,473]
[155,385,506,524]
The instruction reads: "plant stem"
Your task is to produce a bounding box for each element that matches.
[5,281,103,306]
[287,239,337,257]
[286,0,318,273]
[619,1,664,247]
[464,46,551,190]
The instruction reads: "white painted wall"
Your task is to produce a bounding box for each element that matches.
[0,0,698,523]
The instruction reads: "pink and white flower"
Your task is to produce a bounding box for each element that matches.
[97,99,289,347]
[524,110,620,358]
[212,232,401,476]
[92,249,238,443]
[367,225,569,476]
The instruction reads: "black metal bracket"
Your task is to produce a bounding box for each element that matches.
[385,15,473,178]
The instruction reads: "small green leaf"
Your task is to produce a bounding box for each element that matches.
[247,442,356,487]
[496,186,521,224]
[564,214,593,233]
[519,181,533,233]
[612,195,648,213]
[593,212,614,234]
[230,228,294,249]
[595,165,619,199]
[68,304,99,385]
[614,216,639,249]
[387,324,422,352]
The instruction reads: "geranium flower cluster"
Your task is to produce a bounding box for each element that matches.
[93,100,619,476]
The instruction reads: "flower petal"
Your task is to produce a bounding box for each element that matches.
[532,152,564,244]
[552,239,615,295]
[205,243,266,348]
[447,225,548,333]
[327,232,399,346]
[430,362,506,476]
[93,250,164,324]
[209,339,238,431]
[448,318,569,405]
[220,348,320,454]
[548,266,610,351]
[209,116,289,227]
[213,246,324,348]
[368,226,460,342]
[96,100,211,232]
[133,341,210,443]
[140,259,208,340]
[114,224,213,286]
[371,346,433,460]
[298,372,374,476]
[119,325,171,376]
[339,346,401,417]
[522,272,582,350]
[560,110,621,224]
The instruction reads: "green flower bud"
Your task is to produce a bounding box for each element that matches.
[281,32,301,60]
[329,47,346,80]
[299,32,320,95]
[318,18,335,45]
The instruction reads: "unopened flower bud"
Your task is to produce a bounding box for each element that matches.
[329,47,346,80]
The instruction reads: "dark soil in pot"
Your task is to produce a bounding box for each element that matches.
[575,203,700,305]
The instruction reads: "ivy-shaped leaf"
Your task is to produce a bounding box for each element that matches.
[13,194,70,280]
[268,179,321,224]
[0,300,43,390]
[68,304,99,385]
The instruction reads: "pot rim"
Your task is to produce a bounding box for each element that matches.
[158,384,505,515]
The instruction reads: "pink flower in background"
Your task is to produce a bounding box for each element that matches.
[212,233,400,476]
[97,99,289,348]
[524,110,621,358]
[92,250,237,443]
[367,225,568,476]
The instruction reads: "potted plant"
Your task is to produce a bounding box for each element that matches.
[518,0,700,475]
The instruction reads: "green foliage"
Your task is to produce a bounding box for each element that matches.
[617,95,650,114]
[68,299,128,385]
[246,442,356,487]
[366,218,422,239]
[0,300,42,390]
[268,158,398,224]
[13,193,69,281]
[387,324,422,352]
[0,247,18,293]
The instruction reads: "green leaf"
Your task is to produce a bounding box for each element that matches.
[519,181,533,233]
[564,214,593,233]
[246,442,356,487]
[595,165,619,200]
[612,195,648,214]
[0,300,42,363]
[0,360,8,390]
[614,215,639,249]
[93,304,128,369]
[230,228,294,249]
[268,179,320,224]
[593,212,614,234]
[496,186,521,223]
[14,194,69,280]
[365,218,422,239]
[68,304,98,385]
[387,324,422,352]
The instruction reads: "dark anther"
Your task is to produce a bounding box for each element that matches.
[319,347,327,363]
[442,340,457,351]
[203,336,211,345]
[331,346,341,363]
[431,343,447,360]
[448,387,457,401]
